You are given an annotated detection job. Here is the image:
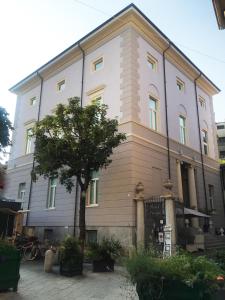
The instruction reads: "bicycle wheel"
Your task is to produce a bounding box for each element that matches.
[24,245,40,261]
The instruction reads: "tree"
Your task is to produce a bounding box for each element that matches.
[0,106,13,154]
[32,97,126,247]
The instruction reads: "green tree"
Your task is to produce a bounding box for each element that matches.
[32,97,126,247]
[0,106,13,154]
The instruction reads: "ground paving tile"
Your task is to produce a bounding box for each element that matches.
[0,261,137,300]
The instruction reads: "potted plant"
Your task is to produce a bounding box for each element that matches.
[59,236,83,276]
[88,237,123,272]
[0,239,21,291]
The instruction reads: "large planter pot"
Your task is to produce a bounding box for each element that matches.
[60,260,83,277]
[0,250,21,291]
[93,258,114,272]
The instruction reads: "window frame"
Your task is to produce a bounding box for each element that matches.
[30,96,36,106]
[57,79,66,92]
[149,96,158,131]
[86,171,99,207]
[147,53,158,71]
[202,129,208,155]
[46,177,57,209]
[176,78,185,92]
[208,184,215,211]
[179,115,186,145]
[92,57,103,72]
[25,128,33,154]
[18,183,26,202]
[199,96,206,109]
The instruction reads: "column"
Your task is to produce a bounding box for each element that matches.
[134,182,145,248]
[188,165,199,228]
[176,160,183,202]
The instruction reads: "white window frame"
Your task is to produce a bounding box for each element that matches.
[179,115,186,144]
[57,79,66,92]
[18,183,26,202]
[176,78,185,92]
[25,128,33,154]
[199,96,206,109]
[87,171,99,207]
[30,96,36,106]
[92,57,103,72]
[47,178,57,209]
[89,90,104,105]
[208,184,214,211]
[149,96,158,131]
[202,129,208,155]
[147,53,158,71]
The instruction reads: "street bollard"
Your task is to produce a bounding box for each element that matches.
[44,248,55,273]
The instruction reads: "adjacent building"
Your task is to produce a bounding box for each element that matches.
[216,122,225,160]
[4,4,225,247]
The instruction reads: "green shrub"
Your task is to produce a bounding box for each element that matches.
[126,251,224,300]
[0,239,18,256]
[87,237,123,261]
[208,249,225,271]
[59,236,82,266]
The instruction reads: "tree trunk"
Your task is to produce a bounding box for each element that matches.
[79,188,87,251]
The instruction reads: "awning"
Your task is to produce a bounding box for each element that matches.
[184,208,210,218]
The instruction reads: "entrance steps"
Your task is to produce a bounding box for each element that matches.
[204,233,225,250]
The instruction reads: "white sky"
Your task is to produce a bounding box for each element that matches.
[0,0,225,124]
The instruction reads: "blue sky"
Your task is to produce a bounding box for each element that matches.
[0,0,224,123]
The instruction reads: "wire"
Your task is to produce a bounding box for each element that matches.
[73,0,225,65]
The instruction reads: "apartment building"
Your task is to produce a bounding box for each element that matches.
[4,4,225,247]
[216,122,225,159]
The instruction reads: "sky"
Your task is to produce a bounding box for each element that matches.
[0,0,225,124]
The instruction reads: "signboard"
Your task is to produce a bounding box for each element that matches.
[163,225,172,258]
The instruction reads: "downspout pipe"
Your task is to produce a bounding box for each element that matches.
[162,43,171,180]
[194,73,208,213]
[26,71,43,226]
[73,42,85,236]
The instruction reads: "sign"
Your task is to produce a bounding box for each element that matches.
[163,225,172,258]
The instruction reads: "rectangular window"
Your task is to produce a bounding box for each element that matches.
[57,79,65,92]
[208,185,214,211]
[199,96,206,109]
[87,171,99,206]
[93,57,103,71]
[176,78,185,91]
[149,96,157,130]
[47,178,57,208]
[179,116,186,144]
[91,94,103,105]
[147,53,157,71]
[217,125,225,130]
[30,97,36,106]
[18,183,26,202]
[202,130,208,155]
[25,128,33,154]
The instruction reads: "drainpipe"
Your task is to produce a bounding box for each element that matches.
[194,73,208,213]
[73,42,85,236]
[26,72,43,226]
[162,43,171,180]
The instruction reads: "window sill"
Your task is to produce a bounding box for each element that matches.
[86,204,99,208]
[44,207,56,211]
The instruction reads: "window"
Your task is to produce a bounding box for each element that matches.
[57,79,65,92]
[93,57,103,71]
[91,94,103,105]
[25,128,33,154]
[87,171,99,206]
[202,130,208,155]
[149,96,157,130]
[147,53,157,71]
[208,185,214,211]
[217,125,225,130]
[220,151,225,158]
[47,178,57,208]
[179,116,186,144]
[18,183,26,202]
[86,230,97,245]
[176,78,185,92]
[199,96,206,109]
[30,97,36,106]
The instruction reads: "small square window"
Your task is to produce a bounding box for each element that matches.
[93,57,103,71]
[176,78,185,92]
[147,53,157,71]
[30,97,36,106]
[199,96,206,109]
[57,80,65,92]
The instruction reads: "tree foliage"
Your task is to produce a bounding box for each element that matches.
[32,97,126,243]
[0,106,13,153]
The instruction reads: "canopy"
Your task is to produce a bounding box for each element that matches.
[184,208,210,218]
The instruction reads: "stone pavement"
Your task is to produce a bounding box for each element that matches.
[0,262,138,300]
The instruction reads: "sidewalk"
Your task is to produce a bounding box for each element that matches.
[0,262,138,300]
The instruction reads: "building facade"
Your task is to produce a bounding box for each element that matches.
[216,122,225,160]
[4,4,225,246]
